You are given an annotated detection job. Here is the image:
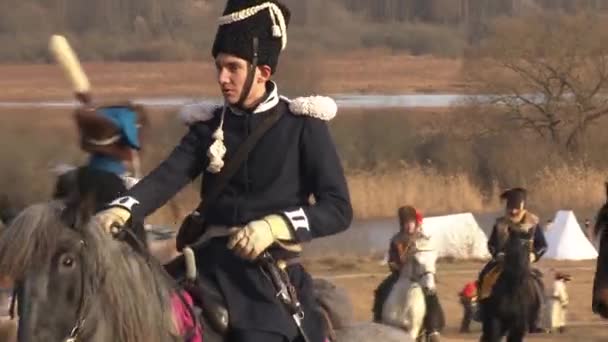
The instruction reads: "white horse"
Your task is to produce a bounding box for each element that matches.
[381,236,438,340]
[313,278,414,342]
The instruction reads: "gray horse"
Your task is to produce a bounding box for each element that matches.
[0,201,186,342]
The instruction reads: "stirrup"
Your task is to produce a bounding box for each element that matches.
[428,331,441,342]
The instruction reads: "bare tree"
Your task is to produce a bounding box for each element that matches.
[464,11,608,153]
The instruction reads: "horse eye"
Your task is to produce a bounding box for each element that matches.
[60,256,75,268]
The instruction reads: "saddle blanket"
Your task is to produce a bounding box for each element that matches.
[480,264,503,300]
[172,290,203,342]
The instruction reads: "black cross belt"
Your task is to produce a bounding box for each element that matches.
[259,252,311,342]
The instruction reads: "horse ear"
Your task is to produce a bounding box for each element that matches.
[73,193,96,230]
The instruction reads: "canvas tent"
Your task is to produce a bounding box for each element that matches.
[422,213,491,259]
[543,210,597,260]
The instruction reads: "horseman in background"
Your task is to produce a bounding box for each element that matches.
[53,103,149,242]
[378,206,445,341]
[92,0,353,341]
[478,187,548,333]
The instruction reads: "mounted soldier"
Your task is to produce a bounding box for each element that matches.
[478,187,548,333]
[93,1,353,341]
[375,206,445,341]
[373,206,424,322]
[52,103,149,242]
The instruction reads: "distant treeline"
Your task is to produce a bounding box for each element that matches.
[0,0,607,61]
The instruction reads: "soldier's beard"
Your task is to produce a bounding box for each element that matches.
[508,209,527,223]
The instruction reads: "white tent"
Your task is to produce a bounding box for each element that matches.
[422,213,491,259]
[544,210,598,260]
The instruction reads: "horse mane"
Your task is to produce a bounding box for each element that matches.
[0,201,181,342]
[502,230,531,279]
[82,218,180,342]
[0,201,65,280]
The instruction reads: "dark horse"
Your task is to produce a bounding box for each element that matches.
[479,229,541,342]
[592,182,608,318]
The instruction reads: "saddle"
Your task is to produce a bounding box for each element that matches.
[479,263,545,300]
[164,255,230,336]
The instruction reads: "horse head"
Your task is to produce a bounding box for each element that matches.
[0,202,91,341]
[502,228,533,277]
[0,201,180,342]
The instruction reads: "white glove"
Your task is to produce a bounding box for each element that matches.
[227,215,295,261]
[94,207,131,234]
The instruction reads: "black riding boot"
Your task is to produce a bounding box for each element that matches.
[423,293,445,341]
[529,271,546,333]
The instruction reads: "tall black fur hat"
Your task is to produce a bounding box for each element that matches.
[212,0,291,74]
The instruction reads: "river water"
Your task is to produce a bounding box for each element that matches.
[0,93,489,109]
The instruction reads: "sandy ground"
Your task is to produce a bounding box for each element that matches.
[0,51,467,101]
[303,257,608,342]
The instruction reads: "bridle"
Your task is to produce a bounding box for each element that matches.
[10,238,90,342]
[62,226,149,342]
[64,240,89,342]
[12,203,199,342]
[64,226,182,342]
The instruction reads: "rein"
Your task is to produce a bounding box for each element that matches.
[112,226,200,340]
[62,226,200,342]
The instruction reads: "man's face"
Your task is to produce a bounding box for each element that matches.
[401,220,417,234]
[507,202,525,220]
[215,53,270,106]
